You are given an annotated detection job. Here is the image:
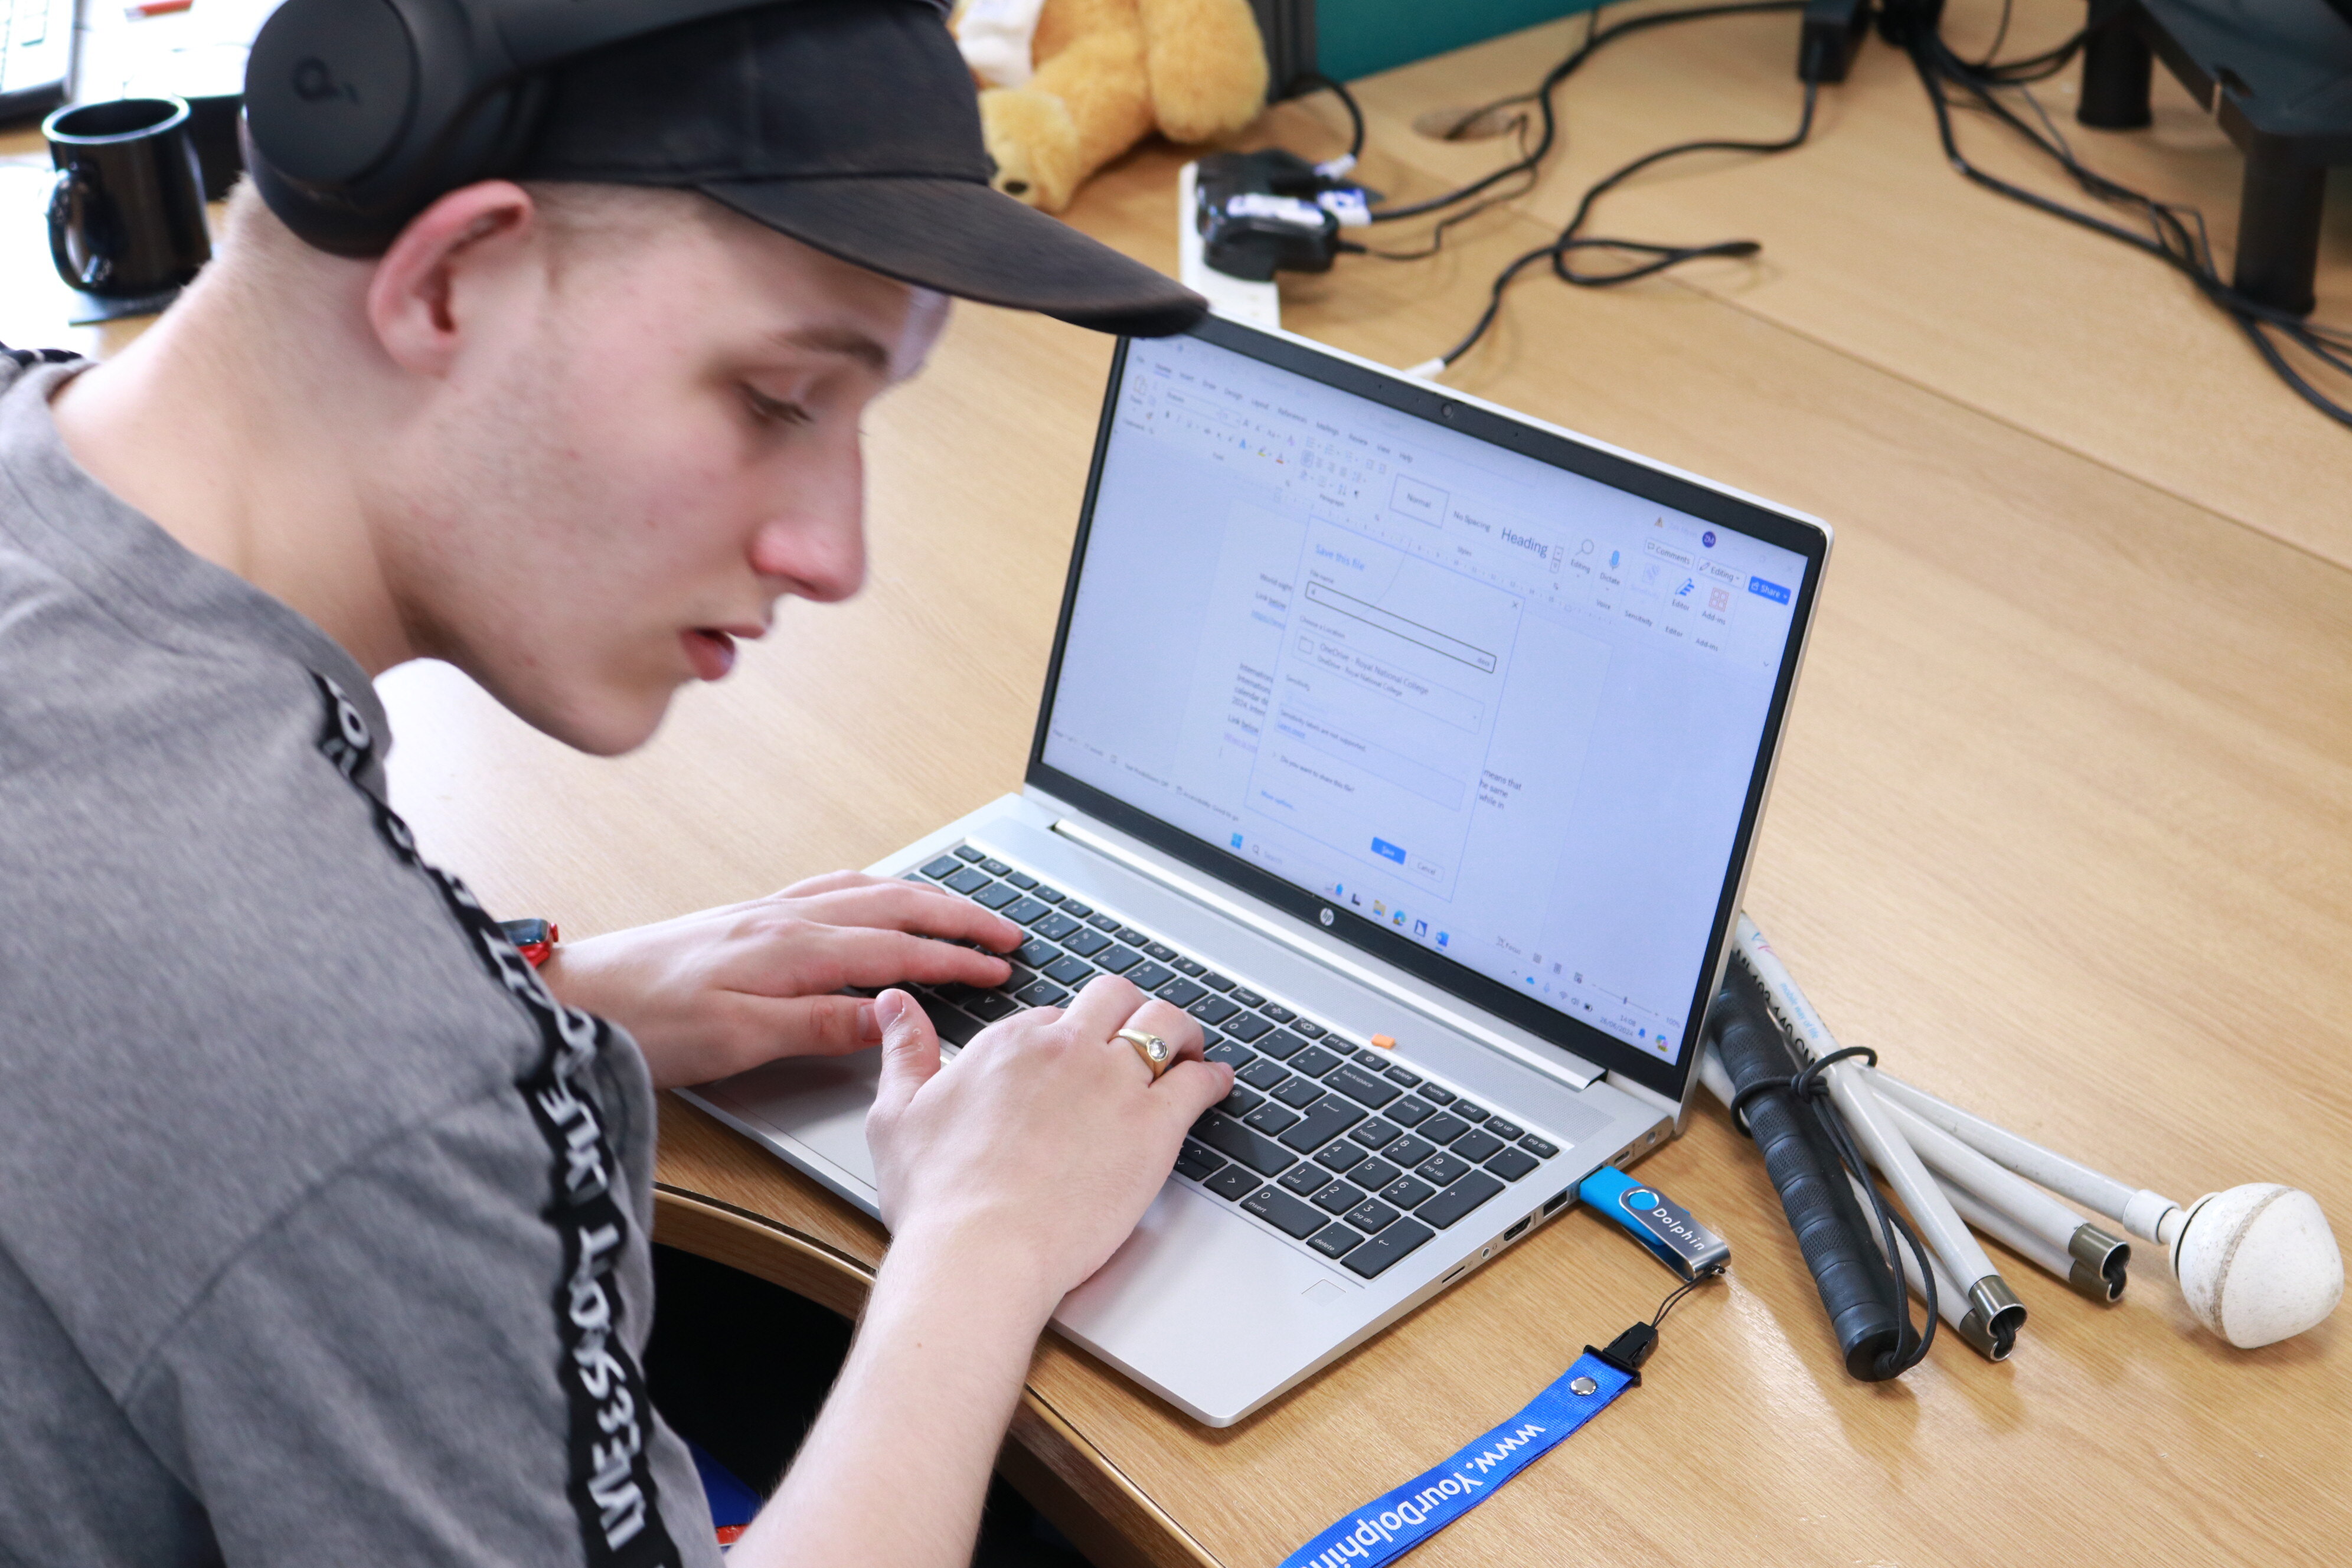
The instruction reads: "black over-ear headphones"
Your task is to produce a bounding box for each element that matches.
[243,0,793,255]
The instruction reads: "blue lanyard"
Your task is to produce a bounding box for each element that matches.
[1277,1350,1636,1568]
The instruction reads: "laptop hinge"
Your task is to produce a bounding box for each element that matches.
[1048,815,1599,1092]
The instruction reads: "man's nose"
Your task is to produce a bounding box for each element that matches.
[750,503,866,603]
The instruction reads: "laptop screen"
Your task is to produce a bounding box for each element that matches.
[1030,319,1825,1102]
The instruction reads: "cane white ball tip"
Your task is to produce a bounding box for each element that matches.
[2173,1185,2344,1350]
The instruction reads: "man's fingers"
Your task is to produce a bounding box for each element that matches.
[788,882,1024,951]
[814,927,1014,989]
[1153,1059,1235,1128]
[743,993,882,1059]
[1059,972,1148,1043]
[867,989,940,1125]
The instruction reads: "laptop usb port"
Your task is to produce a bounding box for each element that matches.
[1542,1189,1572,1216]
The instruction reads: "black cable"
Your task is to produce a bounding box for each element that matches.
[1285,71,1365,164]
[1367,0,1807,224]
[1425,77,1817,369]
[1901,21,2352,426]
[1649,1265,1722,1331]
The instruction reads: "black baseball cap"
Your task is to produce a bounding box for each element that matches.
[512,0,1206,337]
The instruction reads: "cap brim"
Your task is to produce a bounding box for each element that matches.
[700,175,1206,338]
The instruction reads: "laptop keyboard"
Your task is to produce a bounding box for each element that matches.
[903,844,1567,1280]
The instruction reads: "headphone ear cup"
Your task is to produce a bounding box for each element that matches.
[244,0,423,190]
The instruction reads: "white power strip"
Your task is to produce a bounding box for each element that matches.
[1177,161,1282,329]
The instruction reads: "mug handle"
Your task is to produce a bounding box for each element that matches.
[48,166,115,293]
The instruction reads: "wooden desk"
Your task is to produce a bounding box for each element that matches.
[8,1,2346,1559]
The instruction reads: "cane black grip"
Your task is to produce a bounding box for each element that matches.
[1709,978,1906,1380]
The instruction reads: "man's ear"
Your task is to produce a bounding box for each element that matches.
[365,181,540,378]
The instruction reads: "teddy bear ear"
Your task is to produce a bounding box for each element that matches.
[978,88,1084,211]
[1136,0,1270,143]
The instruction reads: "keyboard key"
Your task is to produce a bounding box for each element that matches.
[1417,1171,1505,1229]
[1279,1162,1332,1195]
[1289,1045,1342,1077]
[1188,995,1239,1025]
[972,883,1020,910]
[1087,913,1121,932]
[1452,1129,1506,1164]
[1015,979,1068,1007]
[1260,1002,1295,1024]
[1216,1086,1265,1118]
[1386,1097,1433,1128]
[1312,1181,1366,1214]
[1205,1040,1255,1069]
[1344,1198,1400,1234]
[1452,1102,1491,1125]
[921,854,962,878]
[1325,1064,1402,1110]
[1230,987,1265,1008]
[1348,1157,1402,1192]
[1309,1224,1364,1259]
[944,866,990,894]
[1044,955,1094,986]
[1015,937,1060,967]
[1256,1030,1308,1060]
[1315,1141,1368,1173]
[1144,941,1178,962]
[1383,1065,1423,1087]
[1348,1119,1401,1149]
[1273,1077,1326,1109]
[1116,927,1150,945]
[1485,1117,1525,1141]
[1419,1113,1470,1146]
[1225,1014,1275,1043]
[1034,886,1066,905]
[953,845,986,862]
[1236,1058,1288,1090]
[1243,1102,1301,1136]
[1172,957,1206,976]
[1064,929,1111,958]
[1094,946,1142,975]
[1278,1098,1366,1152]
[1004,871,1037,890]
[1190,1111,1297,1177]
[1057,897,1089,916]
[1175,1139,1224,1181]
[1484,1147,1541,1182]
[1416,1083,1455,1105]
[1416,1151,1471,1187]
[1034,912,1082,942]
[1200,972,1236,992]
[966,992,1018,1022]
[1385,1135,1437,1169]
[1243,1185,1329,1240]
[1127,962,1174,992]
[932,1007,982,1046]
[1519,1135,1561,1159]
[1206,1165,1260,1201]
[1158,978,1206,1009]
[1380,1176,1437,1209]
[980,858,1012,876]
[1354,1047,1388,1067]
[1291,1020,1326,1038]
[1342,1219,1434,1278]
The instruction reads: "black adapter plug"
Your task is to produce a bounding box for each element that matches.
[1798,0,1873,81]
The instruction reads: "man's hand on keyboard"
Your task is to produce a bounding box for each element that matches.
[865,973,1234,1306]
[538,870,1024,1089]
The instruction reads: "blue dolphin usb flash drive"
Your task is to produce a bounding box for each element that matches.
[1577,1165,1732,1280]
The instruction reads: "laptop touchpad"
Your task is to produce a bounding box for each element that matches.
[701,1050,885,1191]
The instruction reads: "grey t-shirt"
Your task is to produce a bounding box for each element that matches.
[0,351,719,1567]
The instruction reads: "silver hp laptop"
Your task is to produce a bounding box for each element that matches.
[685,316,1830,1426]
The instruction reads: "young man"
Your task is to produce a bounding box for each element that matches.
[0,2,1233,1564]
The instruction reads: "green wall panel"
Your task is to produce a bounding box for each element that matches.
[1317,0,1606,81]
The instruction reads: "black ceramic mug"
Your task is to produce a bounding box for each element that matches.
[43,96,213,299]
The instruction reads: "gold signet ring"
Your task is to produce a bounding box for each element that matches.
[1116,1027,1171,1080]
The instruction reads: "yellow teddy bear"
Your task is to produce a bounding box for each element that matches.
[953,0,1270,213]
